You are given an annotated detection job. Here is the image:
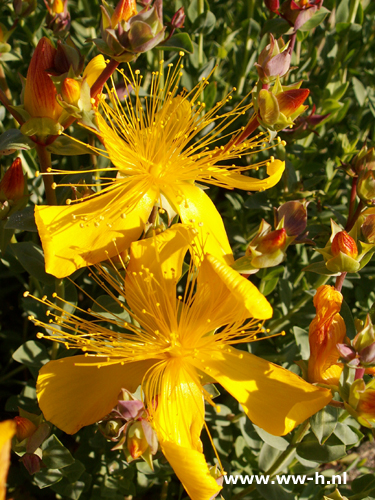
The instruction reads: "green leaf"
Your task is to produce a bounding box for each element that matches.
[5,206,38,232]
[231,255,258,273]
[258,443,283,472]
[34,468,63,489]
[47,136,94,156]
[61,460,86,482]
[262,18,292,37]
[11,242,55,285]
[299,7,330,31]
[333,422,362,446]
[352,76,367,106]
[0,220,15,256]
[192,11,216,35]
[335,0,349,24]
[310,406,338,444]
[253,425,289,451]
[256,482,294,500]
[261,276,279,296]
[351,474,375,497]
[42,435,75,469]
[297,433,346,463]
[158,33,194,53]
[293,327,310,359]
[91,294,131,321]
[303,261,338,275]
[12,340,50,368]
[340,299,356,340]
[0,129,35,153]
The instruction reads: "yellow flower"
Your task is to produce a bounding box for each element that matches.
[307,285,347,387]
[0,420,16,500]
[35,60,285,278]
[31,225,331,500]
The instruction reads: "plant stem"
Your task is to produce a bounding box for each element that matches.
[335,272,347,292]
[197,0,204,67]
[35,144,57,206]
[231,420,311,500]
[346,200,364,231]
[0,365,25,383]
[347,176,358,226]
[90,59,120,99]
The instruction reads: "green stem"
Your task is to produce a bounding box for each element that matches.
[348,0,360,24]
[90,59,120,99]
[231,420,311,500]
[35,145,57,206]
[0,365,25,383]
[158,49,165,91]
[197,0,204,67]
[51,279,65,360]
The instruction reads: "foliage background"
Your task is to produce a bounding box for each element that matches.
[1,0,375,498]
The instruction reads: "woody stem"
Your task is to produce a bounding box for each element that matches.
[35,144,57,206]
[90,59,120,99]
[334,272,347,293]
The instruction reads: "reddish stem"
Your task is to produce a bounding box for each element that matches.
[346,200,364,232]
[235,115,260,146]
[355,368,365,380]
[334,272,347,292]
[90,59,120,99]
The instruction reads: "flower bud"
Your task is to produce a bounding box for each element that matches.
[0,158,25,203]
[54,39,84,76]
[99,419,123,439]
[353,314,375,353]
[111,0,137,28]
[331,231,358,259]
[127,421,149,459]
[352,145,375,174]
[24,38,63,122]
[256,228,287,253]
[360,343,375,366]
[264,0,280,13]
[276,200,307,237]
[361,214,375,243]
[279,0,323,31]
[21,453,41,475]
[357,170,375,206]
[171,7,185,29]
[14,416,37,441]
[61,78,81,106]
[337,343,356,362]
[255,35,290,84]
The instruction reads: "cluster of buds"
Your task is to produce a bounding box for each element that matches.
[0,23,13,56]
[14,37,106,144]
[233,200,307,274]
[0,158,28,220]
[255,35,291,85]
[306,285,346,388]
[253,76,310,132]
[94,0,165,62]
[12,408,51,474]
[337,315,375,371]
[312,219,375,274]
[99,389,158,469]
[265,0,324,32]
[44,0,71,37]
[355,146,375,206]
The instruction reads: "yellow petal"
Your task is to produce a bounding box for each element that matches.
[215,159,285,191]
[161,440,221,500]
[37,355,156,434]
[192,349,332,436]
[83,55,106,88]
[0,420,16,500]
[199,254,272,320]
[35,182,157,278]
[162,183,234,265]
[148,359,221,500]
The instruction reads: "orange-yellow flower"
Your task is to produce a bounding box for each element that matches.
[0,420,16,500]
[35,59,285,278]
[30,226,331,500]
[307,285,347,387]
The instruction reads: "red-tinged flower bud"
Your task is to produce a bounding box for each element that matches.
[265,0,280,13]
[276,88,310,118]
[127,421,149,459]
[14,416,37,441]
[257,228,287,253]
[61,78,81,105]
[337,343,356,362]
[276,200,307,236]
[0,158,25,202]
[171,7,185,28]
[361,214,375,243]
[21,453,41,475]
[331,231,358,259]
[111,0,137,28]
[24,38,63,121]
[360,343,375,366]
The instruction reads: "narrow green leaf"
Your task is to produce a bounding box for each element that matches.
[310,406,338,444]
[0,129,35,153]
[299,7,330,31]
